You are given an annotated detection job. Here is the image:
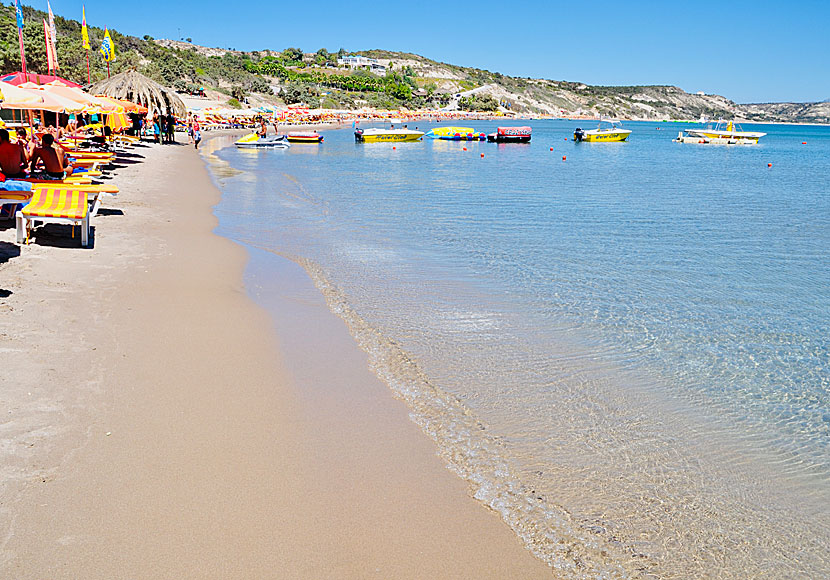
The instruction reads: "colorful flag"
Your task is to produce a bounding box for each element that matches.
[14,0,24,29]
[14,0,26,74]
[47,1,59,70]
[81,6,90,50]
[100,28,114,62]
[43,19,55,72]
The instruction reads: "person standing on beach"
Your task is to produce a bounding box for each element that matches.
[167,113,176,144]
[192,117,201,149]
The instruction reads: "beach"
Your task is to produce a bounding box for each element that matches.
[0,136,551,577]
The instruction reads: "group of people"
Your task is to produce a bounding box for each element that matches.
[0,127,73,180]
[140,112,177,144]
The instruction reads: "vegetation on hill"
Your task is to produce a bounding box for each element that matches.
[0,5,826,123]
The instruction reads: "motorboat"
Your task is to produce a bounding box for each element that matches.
[486,126,532,143]
[677,120,766,144]
[573,119,632,142]
[426,126,486,140]
[354,128,424,143]
[286,131,323,143]
[235,133,290,148]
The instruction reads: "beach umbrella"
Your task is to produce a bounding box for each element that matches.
[106,112,130,131]
[89,70,186,117]
[15,82,84,113]
[0,81,45,108]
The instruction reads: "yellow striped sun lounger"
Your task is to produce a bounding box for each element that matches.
[16,189,90,247]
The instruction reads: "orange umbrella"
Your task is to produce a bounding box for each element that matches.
[96,95,147,114]
[0,81,45,108]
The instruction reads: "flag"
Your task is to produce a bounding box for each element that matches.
[100,28,114,62]
[14,0,26,74]
[81,6,90,50]
[47,1,59,70]
[14,0,24,29]
[44,19,55,72]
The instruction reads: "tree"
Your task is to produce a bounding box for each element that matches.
[283,47,303,62]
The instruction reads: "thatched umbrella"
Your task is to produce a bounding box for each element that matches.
[89,70,186,117]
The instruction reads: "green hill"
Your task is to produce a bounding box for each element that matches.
[0,4,826,123]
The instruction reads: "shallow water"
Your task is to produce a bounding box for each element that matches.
[203,120,830,578]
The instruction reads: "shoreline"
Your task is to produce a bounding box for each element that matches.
[0,135,551,577]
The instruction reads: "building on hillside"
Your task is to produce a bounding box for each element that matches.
[337,55,387,74]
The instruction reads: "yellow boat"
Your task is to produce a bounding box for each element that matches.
[354,128,424,143]
[573,120,632,142]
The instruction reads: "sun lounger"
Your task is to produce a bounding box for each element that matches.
[16,188,89,247]
[0,181,34,219]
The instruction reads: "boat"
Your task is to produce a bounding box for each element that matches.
[486,126,532,143]
[354,128,424,143]
[573,119,632,142]
[426,126,487,141]
[234,133,290,148]
[286,131,323,143]
[676,119,766,145]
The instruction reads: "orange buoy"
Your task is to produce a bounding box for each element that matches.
[463,147,467,151]
[564,138,568,141]
[802,142,807,145]
[767,163,772,167]
[550,147,553,151]
[480,153,484,158]
[562,156,566,161]
[393,146,396,150]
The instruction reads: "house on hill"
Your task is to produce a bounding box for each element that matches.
[337,55,387,74]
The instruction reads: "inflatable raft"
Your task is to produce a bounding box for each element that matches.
[426,127,487,141]
[486,126,532,143]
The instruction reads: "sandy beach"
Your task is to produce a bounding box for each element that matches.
[0,136,551,577]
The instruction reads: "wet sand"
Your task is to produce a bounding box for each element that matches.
[0,138,551,578]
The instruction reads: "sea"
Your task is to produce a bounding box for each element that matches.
[202,120,829,579]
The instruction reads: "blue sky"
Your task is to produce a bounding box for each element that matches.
[46,0,830,103]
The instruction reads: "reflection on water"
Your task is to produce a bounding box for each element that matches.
[203,121,830,578]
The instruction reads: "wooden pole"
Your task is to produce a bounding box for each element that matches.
[86,52,90,84]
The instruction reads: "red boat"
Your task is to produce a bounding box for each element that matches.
[486,126,532,143]
[286,131,323,143]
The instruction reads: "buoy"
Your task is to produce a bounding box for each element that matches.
[767,163,772,167]
[393,146,396,150]
[564,138,568,141]
[562,156,566,161]
[480,153,484,158]
[463,147,467,151]
[550,147,553,151]
[802,142,807,145]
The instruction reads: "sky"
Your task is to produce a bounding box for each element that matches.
[42,0,830,103]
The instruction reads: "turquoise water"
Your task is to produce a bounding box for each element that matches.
[204,120,830,578]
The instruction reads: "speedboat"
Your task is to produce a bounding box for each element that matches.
[426,126,486,141]
[679,120,766,144]
[286,131,323,143]
[235,133,290,148]
[354,128,424,143]
[486,126,532,143]
[573,119,632,142]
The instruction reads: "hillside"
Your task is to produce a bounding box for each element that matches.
[0,5,826,123]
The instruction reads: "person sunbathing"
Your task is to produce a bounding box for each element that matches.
[15,128,34,163]
[29,134,74,179]
[0,129,29,178]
